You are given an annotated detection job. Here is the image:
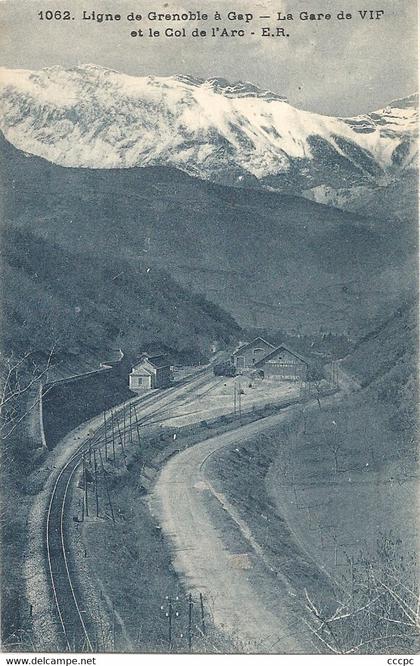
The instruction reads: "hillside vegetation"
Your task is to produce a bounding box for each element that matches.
[343,299,417,432]
[1,134,415,335]
[0,221,240,648]
[204,300,418,654]
[1,225,240,361]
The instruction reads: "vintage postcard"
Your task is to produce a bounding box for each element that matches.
[0,0,418,658]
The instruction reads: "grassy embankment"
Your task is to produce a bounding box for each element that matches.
[75,389,330,653]
[204,301,418,654]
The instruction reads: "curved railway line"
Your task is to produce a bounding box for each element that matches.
[45,368,216,651]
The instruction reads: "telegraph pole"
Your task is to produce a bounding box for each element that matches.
[111,410,116,462]
[199,593,206,635]
[116,415,123,444]
[123,406,126,449]
[188,593,193,651]
[93,449,99,518]
[83,454,89,517]
[129,403,133,445]
[103,411,108,460]
[98,448,115,523]
[115,414,125,456]
[168,597,173,650]
[134,406,141,446]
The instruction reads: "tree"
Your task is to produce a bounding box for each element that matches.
[0,347,54,443]
[302,536,419,654]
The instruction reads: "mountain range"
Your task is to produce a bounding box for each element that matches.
[0,65,417,211]
[1,132,416,339]
[0,64,417,363]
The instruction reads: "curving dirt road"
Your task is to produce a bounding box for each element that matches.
[151,407,315,654]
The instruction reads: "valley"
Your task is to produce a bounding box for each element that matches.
[0,64,417,656]
[1,134,415,337]
[15,313,416,654]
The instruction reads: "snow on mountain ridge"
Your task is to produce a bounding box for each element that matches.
[0,64,417,198]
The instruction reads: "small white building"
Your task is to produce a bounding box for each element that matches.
[129,354,171,392]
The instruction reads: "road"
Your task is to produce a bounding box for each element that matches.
[45,367,216,651]
[151,406,315,653]
[151,360,360,652]
[45,363,349,651]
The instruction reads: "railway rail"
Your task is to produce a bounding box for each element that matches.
[45,367,215,651]
[45,366,323,651]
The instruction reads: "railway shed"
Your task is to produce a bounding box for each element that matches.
[231,337,275,370]
[254,344,308,381]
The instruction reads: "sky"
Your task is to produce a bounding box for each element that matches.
[0,0,417,115]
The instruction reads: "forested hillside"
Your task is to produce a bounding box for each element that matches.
[343,299,417,432]
[1,225,241,361]
[1,133,415,335]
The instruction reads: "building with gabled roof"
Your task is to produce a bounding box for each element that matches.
[231,337,275,370]
[129,353,171,391]
[254,344,308,381]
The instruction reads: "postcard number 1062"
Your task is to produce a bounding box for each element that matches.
[38,10,72,20]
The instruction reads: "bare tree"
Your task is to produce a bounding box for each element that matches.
[0,346,55,441]
[302,537,419,654]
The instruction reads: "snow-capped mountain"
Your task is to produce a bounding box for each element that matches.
[0,64,417,204]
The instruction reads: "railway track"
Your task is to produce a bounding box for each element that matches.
[45,367,216,651]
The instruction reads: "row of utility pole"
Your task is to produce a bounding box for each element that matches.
[102,402,141,461]
[163,592,207,652]
[76,401,213,653]
[74,402,145,649]
[79,402,143,523]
